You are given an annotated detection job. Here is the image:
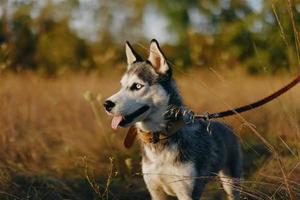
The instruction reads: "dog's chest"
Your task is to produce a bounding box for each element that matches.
[142,144,196,196]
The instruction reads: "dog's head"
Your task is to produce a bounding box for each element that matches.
[104,39,179,131]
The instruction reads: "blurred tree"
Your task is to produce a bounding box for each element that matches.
[36,19,92,74]
[150,0,196,66]
[150,0,300,73]
[0,0,9,72]
[35,0,95,74]
[8,3,37,71]
[1,0,300,74]
[0,0,95,75]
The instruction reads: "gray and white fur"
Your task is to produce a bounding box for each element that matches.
[104,39,242,200]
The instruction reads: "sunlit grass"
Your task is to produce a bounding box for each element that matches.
[0,69,299,199]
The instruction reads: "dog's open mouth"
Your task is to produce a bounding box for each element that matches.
[111,105,150,130]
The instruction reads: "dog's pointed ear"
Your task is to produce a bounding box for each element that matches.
[125,41,142,66]
[148,39,170,75]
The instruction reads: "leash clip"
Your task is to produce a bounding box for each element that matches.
[202,112,210,121]
[199,112,212,134]
[182,108,195,124]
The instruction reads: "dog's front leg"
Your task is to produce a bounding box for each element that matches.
[191,178,210,200]
[174,180,204,200]
[147,187,168,200]
[143,176,168,200]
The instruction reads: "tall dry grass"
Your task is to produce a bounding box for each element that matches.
[0,69,299,199]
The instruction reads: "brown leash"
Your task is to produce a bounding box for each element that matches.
[194,75,300,120]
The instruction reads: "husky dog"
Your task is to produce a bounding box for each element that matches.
[104,39,242,200]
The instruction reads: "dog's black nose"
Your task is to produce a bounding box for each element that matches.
[103,100,115,112]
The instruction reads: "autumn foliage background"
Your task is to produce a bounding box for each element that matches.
[0,0,300,199]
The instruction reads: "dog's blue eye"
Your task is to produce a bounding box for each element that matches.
[130,83,144,91]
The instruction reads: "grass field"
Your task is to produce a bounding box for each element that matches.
[0,69,299,199]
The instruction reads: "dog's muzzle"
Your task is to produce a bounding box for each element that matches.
[109,105,150,130]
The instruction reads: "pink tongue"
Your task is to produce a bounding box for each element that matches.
[111,116,123,130]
